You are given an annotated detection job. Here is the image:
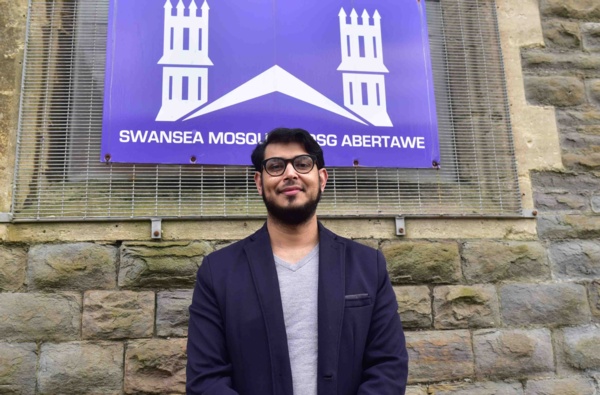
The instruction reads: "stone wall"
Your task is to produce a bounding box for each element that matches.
[2,0,600,395]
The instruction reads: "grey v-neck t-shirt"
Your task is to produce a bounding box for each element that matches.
[274,245,319,395]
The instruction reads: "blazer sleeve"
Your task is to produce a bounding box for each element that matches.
[186,256,239,395]
[357,250,409,395]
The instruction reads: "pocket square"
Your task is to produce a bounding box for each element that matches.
[345,293,370,300]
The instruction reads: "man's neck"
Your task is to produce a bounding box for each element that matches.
[267,215,319,264]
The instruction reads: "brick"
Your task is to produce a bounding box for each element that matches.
[0,293,81,341]
[542,19,581,49]
[119,241,212,288]
[582,23,600,52]
[461,241,550,283]
[157,290,193,337]
[406,330,473,383]
[83,290,155,339]
[525,76,585,107]
[381,241,461,284]
[560,325,600,370]
[524,377,595,395]
[0,343,37,395]
[433,285,499,329]
[549,240,600,279]
[0,244,26,291]
[28,243,117,291]
[538,214,600,239]
[500,283,590,327]
[473,329,554,379]
[125,339,187,394]
[541,0,600,19]
[38,342,123,395]
[429,382,523,395]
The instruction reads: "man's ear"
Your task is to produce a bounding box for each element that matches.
[254,171,263,195]
[319,168,328,192]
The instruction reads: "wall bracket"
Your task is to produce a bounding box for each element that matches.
[151,218,162,239]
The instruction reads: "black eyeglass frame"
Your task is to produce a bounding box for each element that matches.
[261,154,318,176]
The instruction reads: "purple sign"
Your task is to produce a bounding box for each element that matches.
[101,0,439,167]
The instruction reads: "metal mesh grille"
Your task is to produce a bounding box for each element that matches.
[12,0,521,221]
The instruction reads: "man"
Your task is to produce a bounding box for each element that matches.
[187,128,408,395]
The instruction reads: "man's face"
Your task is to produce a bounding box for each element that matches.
[254,142,328,225]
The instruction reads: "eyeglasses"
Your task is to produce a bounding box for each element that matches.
[261,154,317,176]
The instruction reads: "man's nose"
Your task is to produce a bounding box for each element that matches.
[282,161,298,178]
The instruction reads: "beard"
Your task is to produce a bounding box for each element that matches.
[262,180,322,226]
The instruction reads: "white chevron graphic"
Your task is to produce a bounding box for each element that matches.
[183,65,367,124]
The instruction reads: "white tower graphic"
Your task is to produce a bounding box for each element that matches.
[338,8,392,127]
[156,0,212,121]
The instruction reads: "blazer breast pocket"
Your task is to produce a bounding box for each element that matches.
[344,293,372,308]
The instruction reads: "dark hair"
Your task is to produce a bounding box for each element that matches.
[251,127,325,172]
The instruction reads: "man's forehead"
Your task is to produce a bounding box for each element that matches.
[263,142,308,158]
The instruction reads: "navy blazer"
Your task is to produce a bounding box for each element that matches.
[187,223,408,395]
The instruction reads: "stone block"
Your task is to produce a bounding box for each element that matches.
[0,293,81,341]
[405,330,473,383]
[542,19,581,49]
[381,241,461,284]
[28,243,117,291]
[525,76,585,107]
[393,286,431,329]
[531,170,599,191]
[522,50,600,76]
[83,290,155,339]
[560,325,600,370]
[405,386,428,395]
[433,285,499,329]
[541,0,600,19]
[533,190,589,212]
[587,79,600,108]
[500,283,590,327]
[0,244,26,291]
[592,193,600,213]
[582,23,600,52]
[125,339,187,394]
[0,343,37,395]
[589,281,600,320]
[524,377,595,395]
[549,240,600,279]
[461,241,550,283]
[38,342,123,395]
[157,290,193,337]
[119,241,212,288]
[429,382,523,395]
[473,329,554,379]
[538,214,600,240]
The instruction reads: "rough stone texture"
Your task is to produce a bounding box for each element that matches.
[589,281,600,320]
[500,283,590,327]
[582,23,600,52]
[119,241,212,288]
[473,329,554,379]
[393,286,431,329]
[433,285,500,329]
[587,79,600,108]
[0,292,81,341]
[429,382,523,395]
[83,290,155,339]
[560,325,600,370]
[461,241,550,283]
[405,330,474,383]
[38,342,123,395]
[531,170,600,191]
[522,50,600,77]
[537,214,600,239]
[592,193,600,213]
[548,240,600,279]
[524,377,596,395]
[540,0,600,20]
[125,339,187,394]
[533,190,589,212]
[381,241,462,284]
[28,243,118,291]
[405,386,428,395]
[542,19,581,49]
[525,76,585,107]
[156,290,193,337]
[0,342,37,395]
[0,244,26,291]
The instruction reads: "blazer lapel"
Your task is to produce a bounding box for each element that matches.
[244,225,293,395]
[317,223,345,395]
